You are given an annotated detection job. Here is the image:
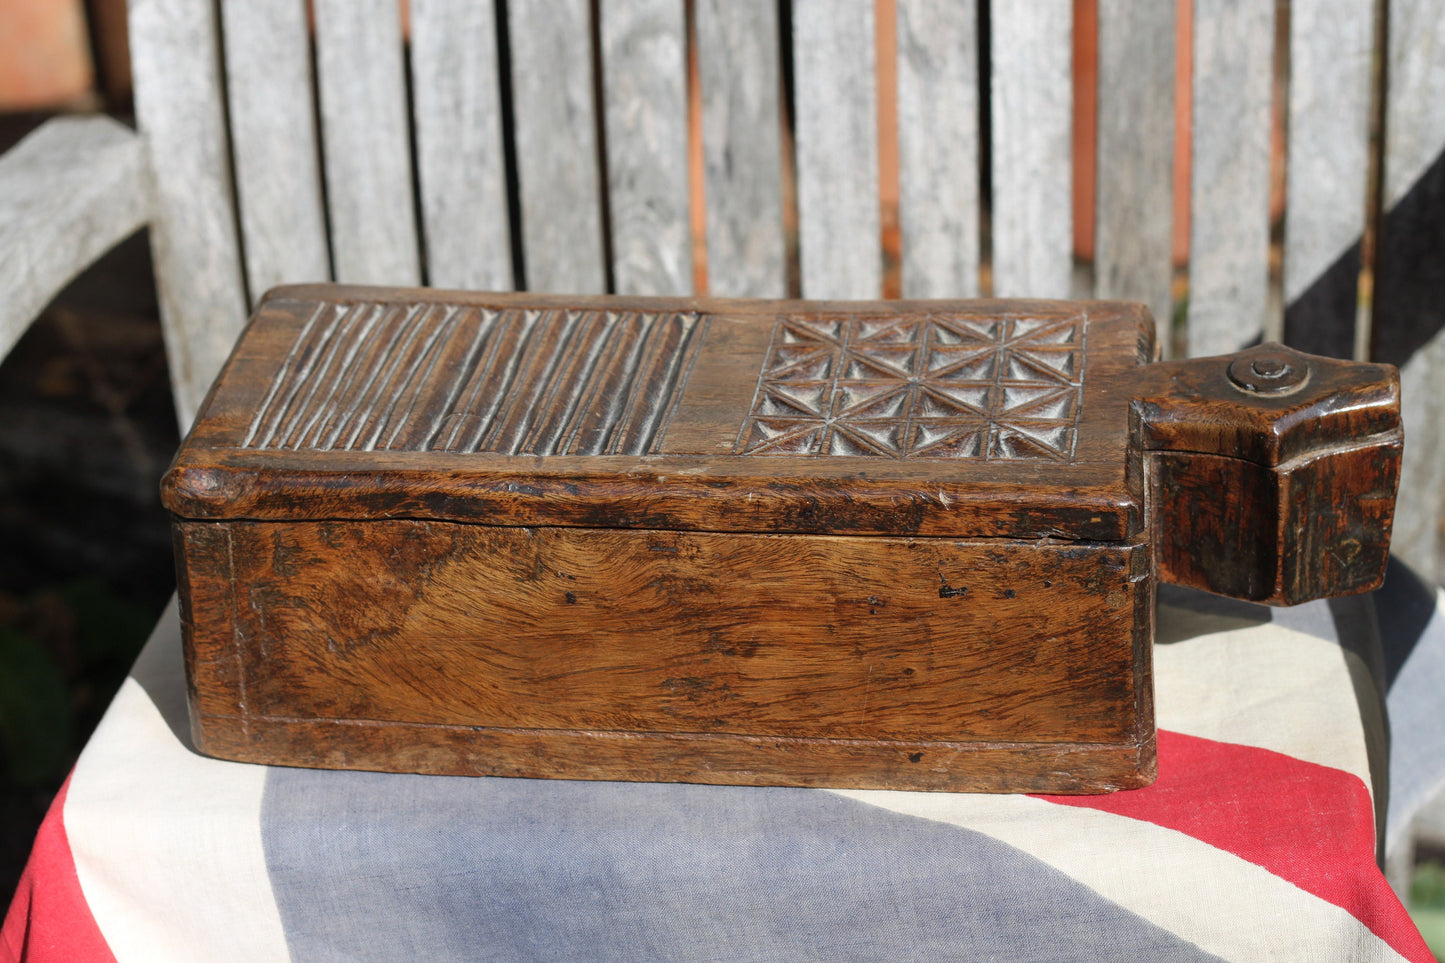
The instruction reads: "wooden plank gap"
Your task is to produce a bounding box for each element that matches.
[779,0,802,298]
[978,0,993,298]
[211,0,253,311]
[1357,0,1388,363]
[1263,0,1289,346]
[493,0,528,292]
[400,16,430,288]
[589,0,617,294]
[685,0,708,295]
[304,0,339,284]
[1071,0,1097,298]
[876,0,900,300]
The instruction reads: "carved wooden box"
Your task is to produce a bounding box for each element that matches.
[163,285,1401,793]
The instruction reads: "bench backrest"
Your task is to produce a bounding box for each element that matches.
[125,0,1445,577]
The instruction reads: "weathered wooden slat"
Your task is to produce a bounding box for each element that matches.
[129,0,250,426]
[1186,0,1275,356]
[410,0,514,291]
[507,0,608,294]
[895,0,979,298]
[695,0,786,298]
[792,0,881,300]
[1094,2,1176,341]
[312,0,421,286]
[1376,0,1445,580]
[0,117,150,362]
[989,0,1072,299]
[220,0,331,302]
[600,0,692,296]
[1282,0,1372,359]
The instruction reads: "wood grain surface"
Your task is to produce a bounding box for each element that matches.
[1094,2,1176,340]
[177,519,1154,792]
[895,0,980,299]
[220,0,331,302]
[128,0,250,426]
[600,0,692,296]
[695,0,787,298]
[1282,0,1372,354]
[410,0,515,291]
[1134,343,1401,604]
[312,0,421,287]
[1379,0,1445,580]
[166,286,1403,792]
[792,0,882,299]
[1187,0,1274,356]
[163,286,1153,540]
[0,117,149,362]
[988,0,1072,299]
[506,0,608,294]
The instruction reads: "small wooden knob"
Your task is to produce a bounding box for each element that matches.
[1226,346,1309,394]
[1130,344,1400,605]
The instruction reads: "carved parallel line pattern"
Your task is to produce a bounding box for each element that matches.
[246,302,706,455]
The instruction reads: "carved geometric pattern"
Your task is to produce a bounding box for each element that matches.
[244,301,706,456]
[735,312,1086,461]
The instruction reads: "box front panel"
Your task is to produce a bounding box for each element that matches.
[178,520,1152,790]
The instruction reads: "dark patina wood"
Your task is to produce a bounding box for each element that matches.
[163,285,1400,792]
[1131,342,1401,604]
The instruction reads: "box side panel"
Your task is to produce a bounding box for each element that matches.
[173,522,246,750]
[180,520,1153,791]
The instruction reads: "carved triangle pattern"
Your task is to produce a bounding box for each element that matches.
[736,312,1086,461]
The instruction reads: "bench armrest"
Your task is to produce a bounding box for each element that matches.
[0,115,152,361]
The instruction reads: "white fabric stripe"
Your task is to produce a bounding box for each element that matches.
[832,790,1409,963]
[1385,585,1445,852]
[1153,619,1379,792]
[64,603,291,963]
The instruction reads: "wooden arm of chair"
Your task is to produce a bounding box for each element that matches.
[0,115,152,362]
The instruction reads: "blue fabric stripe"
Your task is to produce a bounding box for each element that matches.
[262,769,1224,962]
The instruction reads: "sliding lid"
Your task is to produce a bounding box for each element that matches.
[163,286,1154,540]
[164,283,1400,566]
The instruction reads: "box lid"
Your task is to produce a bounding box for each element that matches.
[162,285,1155,540]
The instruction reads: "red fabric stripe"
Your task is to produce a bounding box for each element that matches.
[1037,729,1433,963]
[1,775,115,963]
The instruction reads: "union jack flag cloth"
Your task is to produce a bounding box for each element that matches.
[4,573,1441,962]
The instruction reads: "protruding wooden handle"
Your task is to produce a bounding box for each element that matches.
[1132,343,1401,605]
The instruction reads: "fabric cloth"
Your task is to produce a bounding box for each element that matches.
[3,586,1437,962]
[1375,557,1445,855]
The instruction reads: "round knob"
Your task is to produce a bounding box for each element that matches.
[1227,346,1309,395]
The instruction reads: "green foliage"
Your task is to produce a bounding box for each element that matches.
[0,579,152,789]
[1415,860,1445,911]
[1411,861,1445,962]
[0,627,72,788]
[63,578,151,680]
[1410,906,1445,962]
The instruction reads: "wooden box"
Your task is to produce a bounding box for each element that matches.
[163,285,1401,793]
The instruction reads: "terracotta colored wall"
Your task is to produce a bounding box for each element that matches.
[0,0,95,110]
